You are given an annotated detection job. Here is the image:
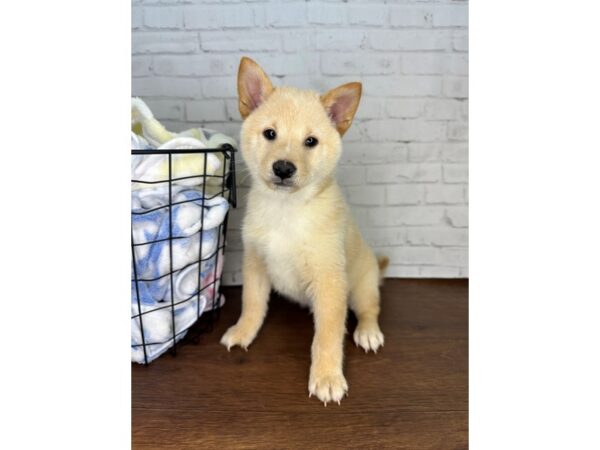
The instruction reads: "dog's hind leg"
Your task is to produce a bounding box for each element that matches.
[220,247,271,351]
[349,256,386,353]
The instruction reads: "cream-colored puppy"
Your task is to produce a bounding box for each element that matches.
[221,57,388,405]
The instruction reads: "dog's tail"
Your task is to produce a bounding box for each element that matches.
[377,255,390,286]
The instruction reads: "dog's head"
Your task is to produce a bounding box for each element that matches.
[237,57,361,193]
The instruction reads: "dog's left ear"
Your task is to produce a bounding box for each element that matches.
[238,57,274,119]
[320,82,362,136]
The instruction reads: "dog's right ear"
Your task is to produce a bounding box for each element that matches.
[238,57,274,119]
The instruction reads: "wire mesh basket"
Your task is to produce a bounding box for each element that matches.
[131,144,236,364]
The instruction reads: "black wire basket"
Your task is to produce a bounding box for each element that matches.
[131,144,236,364]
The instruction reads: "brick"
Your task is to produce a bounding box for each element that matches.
[445,207,468,227]
[308,3,346,25]
[340,143,408,165]
[283,30,310,52]
[184,5,254,29]
[321,53,396,76]
[132,77,202,98]
[132,56,153,77]
[443,164,468,183]
[432,5,468,27]
[401,53,444,75]
[424,99,461,120]
[453,31,469,52]
[348,5,386,26]
[160,120,193,133]
[460,100,469,120]
[369,30,452,51]
[225,229,243,251]
[132,7,143,30]
[438,247,468,267]
[362,228,405,247]
[425,184,464,204]
[446,54,468,75]
[447,122,468,141]
[153,55,237,76]
[265,3,306,27]
[408,143,442,162]
[441,143,468,162]
[366,163,441,184]
[401,53,468,76]
[443,76,469,98]
[186,99,227,122]
[420,266,461,277]
[358,97,384,119]
[390,6,432,27]
[385,99,424,118]
[363,76,442,97]
[200,31,281,52]
[141,0,198,3]
[315,30,368,51]
[225,99,241,121]
[406,227,468,246]
[132,32,198,54]
[336,166,366,186]
[247,54,319,76]
[346,186,385,206]
[363,119,446,142]
[144,7,184,29]
[386,266,421,278]
[201,77,237,98]
[387,247,439,265]
[223,250,243,272]
[386,185,425,205]
[144,99,184,121]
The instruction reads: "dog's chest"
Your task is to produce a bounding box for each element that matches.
[246,199,314,304]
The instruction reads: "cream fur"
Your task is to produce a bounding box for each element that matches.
[221,57,385,405]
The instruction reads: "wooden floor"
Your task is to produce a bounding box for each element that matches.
[132,279,468,449]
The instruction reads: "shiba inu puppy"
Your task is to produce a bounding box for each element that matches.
[221,57,388,405]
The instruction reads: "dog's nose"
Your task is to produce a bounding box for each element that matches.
[272,160,297,180]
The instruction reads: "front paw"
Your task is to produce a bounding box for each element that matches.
[220,323,256,351]
[353,323,384,353]
[308,368,348,405]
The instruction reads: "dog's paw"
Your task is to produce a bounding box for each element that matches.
[220,324,255,351]
[353,323,384,353]
[308,370,348,405]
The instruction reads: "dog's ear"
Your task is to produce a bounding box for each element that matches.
[238,57,274,119]
[320,82,362,136]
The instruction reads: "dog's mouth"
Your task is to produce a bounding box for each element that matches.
[268,177,296,190]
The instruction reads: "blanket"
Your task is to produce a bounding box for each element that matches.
[131,97,234,363]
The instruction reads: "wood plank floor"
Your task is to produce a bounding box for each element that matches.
[132,279,468,449]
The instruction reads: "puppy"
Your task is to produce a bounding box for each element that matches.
[221,57,388,405]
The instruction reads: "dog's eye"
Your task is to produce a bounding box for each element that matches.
[304,136,318,148]
[263,128,277,141]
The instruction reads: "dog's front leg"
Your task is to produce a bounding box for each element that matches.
[221,247,270,351]
[308,270,348,405]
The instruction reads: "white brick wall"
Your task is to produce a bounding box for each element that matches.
[132,0,469,283]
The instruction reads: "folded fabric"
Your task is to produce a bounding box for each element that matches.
[131,97,237,151]
[131,97,235,363]
[131,139,221,191]
[131,295,206,364]
[131,250,226,364]
[131,98,237,188]
[132,187,228,305]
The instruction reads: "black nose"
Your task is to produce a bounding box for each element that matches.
[272,160,297,180]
